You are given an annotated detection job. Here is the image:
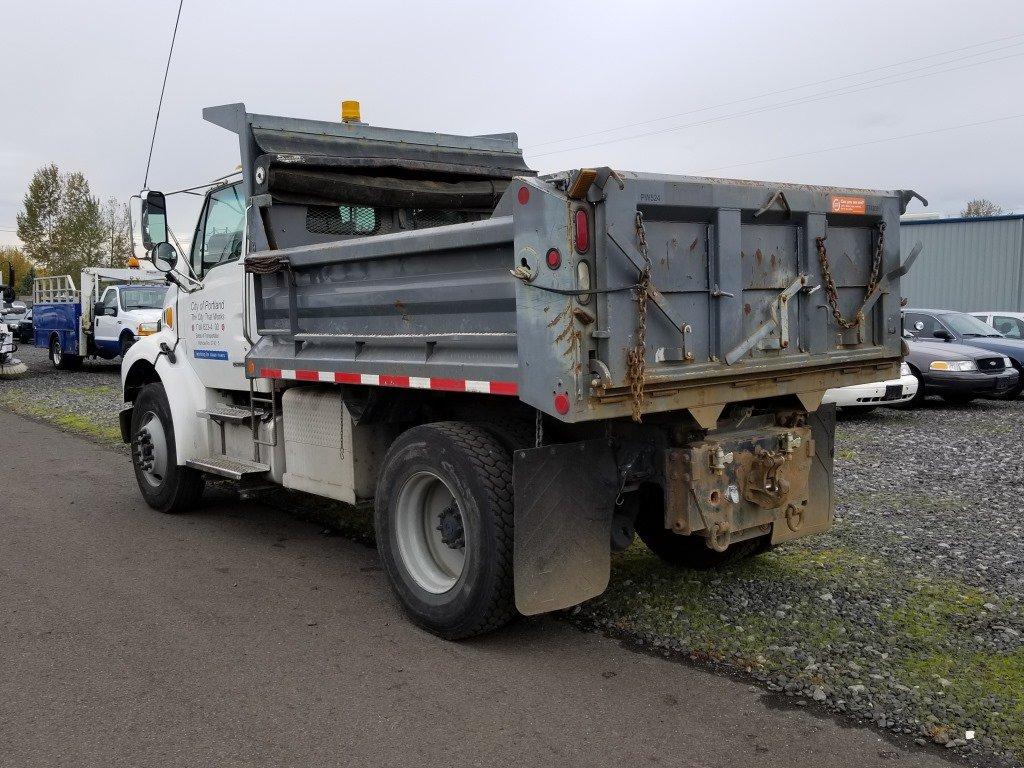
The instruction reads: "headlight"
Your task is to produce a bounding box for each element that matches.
[1003,357,1013,368]
[930,360,977,372]
[137,321,160,337]
[900,362,911,376]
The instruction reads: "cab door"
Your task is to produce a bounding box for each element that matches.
[180,182,251,391]
[93,287,122,356]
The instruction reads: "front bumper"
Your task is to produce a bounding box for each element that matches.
[823,373,918,408]
[924,368,1019,397]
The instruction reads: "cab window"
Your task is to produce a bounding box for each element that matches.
[102,288,118,315]
[191,182,246,275]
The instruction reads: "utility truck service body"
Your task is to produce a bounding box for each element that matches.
[33,268,166,369]
[122,103,922,638]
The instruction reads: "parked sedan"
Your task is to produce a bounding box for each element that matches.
[902,333,1019,405]
[822,361,918,411]
[971,311,1024,340]
[903,308,1024,399]
[15,308,32,343]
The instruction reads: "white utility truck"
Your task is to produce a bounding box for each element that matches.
[120,102,921,638]
[33,268,166,368]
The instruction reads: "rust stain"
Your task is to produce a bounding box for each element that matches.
[394,299,406,312]
[744,303,751,315]
[689,237,699,251]
[770,252,777,267]
[754,248,763,264]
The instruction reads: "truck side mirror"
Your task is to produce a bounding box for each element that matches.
[141,190,168,249]
[933,329,953,341]
[94,301,106,318]
[151,241,177,272]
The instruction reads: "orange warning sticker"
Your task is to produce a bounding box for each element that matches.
[830,195,867,215]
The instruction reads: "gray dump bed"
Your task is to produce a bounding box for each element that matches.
[241,111,916,424]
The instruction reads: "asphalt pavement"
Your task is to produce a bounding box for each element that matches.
[0,410,960,768]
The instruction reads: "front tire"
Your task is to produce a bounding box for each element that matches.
[375,422,516,639]
[119,332,135,358]
[130,383,204,513]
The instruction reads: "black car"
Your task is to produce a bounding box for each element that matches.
[16,308,32,343]
[903,308,1024,399]
[902,333,1019,405]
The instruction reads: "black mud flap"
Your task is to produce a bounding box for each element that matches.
[513,439,618,616]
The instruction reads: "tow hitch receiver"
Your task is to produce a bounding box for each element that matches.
[664,424,819,550]
[513,439,618,615]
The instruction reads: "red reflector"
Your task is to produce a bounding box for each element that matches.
[517,186,530,205]
[545,248,561,269]
[553,392,571,415]
[574,209,589,253]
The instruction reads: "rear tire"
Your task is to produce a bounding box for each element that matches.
[941,394,976,405]
[130,383,204,513]
[50,335,81,370]
[636,512,766,570]
[375,422,516,639]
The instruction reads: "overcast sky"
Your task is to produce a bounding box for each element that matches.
[2,0,1023,248]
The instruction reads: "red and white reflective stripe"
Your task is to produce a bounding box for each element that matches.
[257,368,518,397]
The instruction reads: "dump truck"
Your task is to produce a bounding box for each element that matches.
[121,102,923,639]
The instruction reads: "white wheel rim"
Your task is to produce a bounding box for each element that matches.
[135,411,169,488]
[394,471,466,594]
[52,341,61,366]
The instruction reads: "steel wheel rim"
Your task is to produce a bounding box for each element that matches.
[136,411,169,488]
[52,340,61,366]
[394,471,466,594]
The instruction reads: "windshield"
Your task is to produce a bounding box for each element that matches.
[944,312,1003,337]
[120,286,168,311]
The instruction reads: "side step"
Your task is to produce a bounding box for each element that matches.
[186,455,270,480]
[197,403,264,424]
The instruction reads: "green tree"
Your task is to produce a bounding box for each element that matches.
[0,246,34,296]
[16,165,105,278]
[100,197,133,268]
[961,198,1003,217]
[15,164,61,267]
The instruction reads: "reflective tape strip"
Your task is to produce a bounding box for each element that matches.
[256,368,518,396]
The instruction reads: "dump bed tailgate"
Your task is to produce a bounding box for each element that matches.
[512,172,908,423]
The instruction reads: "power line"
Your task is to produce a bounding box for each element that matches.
[143,0,184,189]
[698,113,1024,173]
[530,49,1024,159]
[528,31,1024,151]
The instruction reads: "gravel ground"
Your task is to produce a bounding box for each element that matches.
[2,348,1022,765]
[0,342,122,445]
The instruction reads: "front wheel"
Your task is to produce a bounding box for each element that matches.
[374,422,516,640]
[119,332,135,358]
[130,383,204,513]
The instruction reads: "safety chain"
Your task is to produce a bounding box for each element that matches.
[626,210,652,422]
[815,221,885,330]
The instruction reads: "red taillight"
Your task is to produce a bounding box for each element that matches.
[517,186,530,205]
[574,209,589,253]
[545,248,561,270]
[553,392,570,415]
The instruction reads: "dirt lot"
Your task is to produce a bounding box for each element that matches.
[2,342,1022,766]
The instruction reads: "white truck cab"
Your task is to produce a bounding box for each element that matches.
[93,283,167,358]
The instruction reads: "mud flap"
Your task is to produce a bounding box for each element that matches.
[771,403,836,544]
[513,439,618,616]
